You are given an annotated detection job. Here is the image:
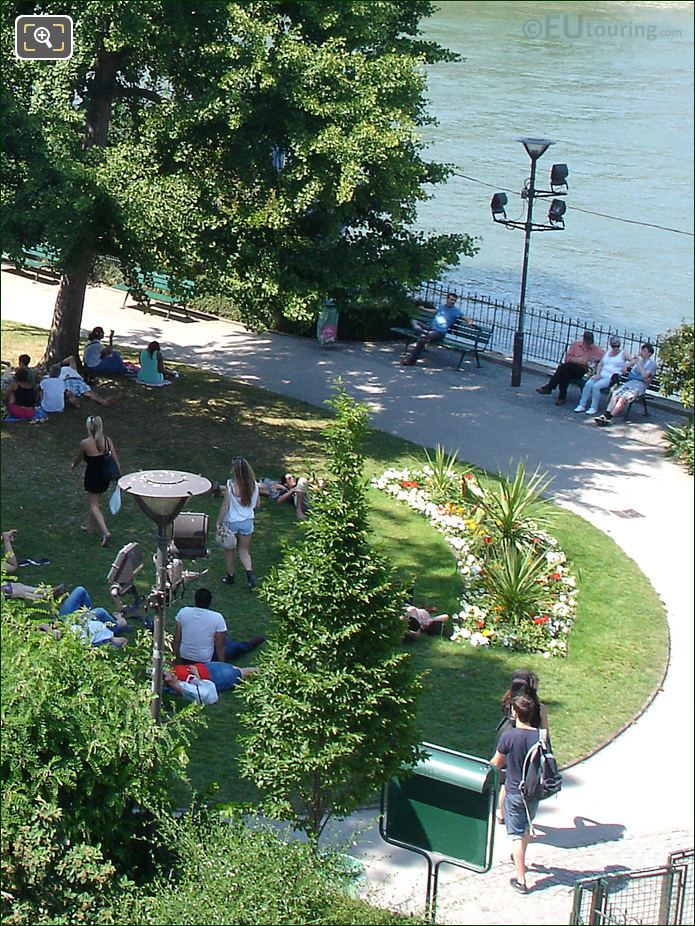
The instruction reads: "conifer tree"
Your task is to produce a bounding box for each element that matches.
[239,386,422,839]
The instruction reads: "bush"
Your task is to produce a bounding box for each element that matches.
[116,815,424,925]
[1,597,197,925]
[658,321,694,407]
[239,386,422,838]
[664,420,694,474]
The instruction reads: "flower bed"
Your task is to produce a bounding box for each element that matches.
[371,465,578,657]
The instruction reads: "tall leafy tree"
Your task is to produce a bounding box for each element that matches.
[239,386,422,839]
[1,1,475,364]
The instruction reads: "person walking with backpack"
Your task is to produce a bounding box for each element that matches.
[491,694,542,895]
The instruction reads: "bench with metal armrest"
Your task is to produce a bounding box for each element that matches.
[391,308,494,370]
[113,269,195,320]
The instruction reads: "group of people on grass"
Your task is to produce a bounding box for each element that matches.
[536,330,656,425]
[2,329,176,421]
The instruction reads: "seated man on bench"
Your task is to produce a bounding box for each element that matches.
[400,292,474,367]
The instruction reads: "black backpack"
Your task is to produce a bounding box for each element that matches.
[520,729,562,804]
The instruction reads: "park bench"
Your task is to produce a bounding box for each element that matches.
[113,269,196,320]
[569,369,662,420]
[391,307,494,370]
[3,246,60,281]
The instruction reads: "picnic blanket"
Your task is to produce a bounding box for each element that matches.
[3,408,49,423]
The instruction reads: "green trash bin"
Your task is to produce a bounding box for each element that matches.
[380,742,499,916]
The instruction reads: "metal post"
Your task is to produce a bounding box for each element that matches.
[150,526,168,723]
[511,155,538,387]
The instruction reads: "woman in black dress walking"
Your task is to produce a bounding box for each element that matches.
[70,415,120,547]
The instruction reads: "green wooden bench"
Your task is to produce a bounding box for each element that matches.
[114,269,195,320]
[570,369,662,420]
[3,246,60,280]
[391,307,494,370]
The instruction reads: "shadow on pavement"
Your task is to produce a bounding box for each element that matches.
[532,816,626,850]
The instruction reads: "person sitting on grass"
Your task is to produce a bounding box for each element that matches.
[172,587,265,664]
[258,473,311,519]
[594,343,656,427]
[83,327,134,377]
[164,660,258,696]
[4,367,40,419]
[137,341,172,385]
[402,605,450,642]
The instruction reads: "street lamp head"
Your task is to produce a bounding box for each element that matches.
[548,198,567,227]
[550,163,569,191]
[119,470,212,529]
[517,137,555,160]
[490,192,508,220]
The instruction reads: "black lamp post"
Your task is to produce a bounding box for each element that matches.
[118,470,211,723]
[491,138,569,387]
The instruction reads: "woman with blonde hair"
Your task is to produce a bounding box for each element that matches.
[216,457,259,590]
[70,415,120,547]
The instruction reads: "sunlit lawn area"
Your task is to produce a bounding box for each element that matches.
[1,321,669,805]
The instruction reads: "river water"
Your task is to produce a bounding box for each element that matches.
[416,1,694,338]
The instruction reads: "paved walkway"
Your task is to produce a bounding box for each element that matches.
[2,269,693,924]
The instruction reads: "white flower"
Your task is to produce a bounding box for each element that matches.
[469,632,490,647]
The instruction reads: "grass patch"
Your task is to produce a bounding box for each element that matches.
[1,321,668,805]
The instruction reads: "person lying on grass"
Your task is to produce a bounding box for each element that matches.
[164,661,259,696]
[402,605,450,642]
[258,473,312,519]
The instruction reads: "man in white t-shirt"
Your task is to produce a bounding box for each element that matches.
[39,364,77,413]
[172,587,265,663]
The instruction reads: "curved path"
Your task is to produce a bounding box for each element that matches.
[2,270,693,923]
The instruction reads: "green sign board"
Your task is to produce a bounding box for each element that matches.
[380,742,499,879]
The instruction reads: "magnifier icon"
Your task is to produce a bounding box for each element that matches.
[34,26,53,49]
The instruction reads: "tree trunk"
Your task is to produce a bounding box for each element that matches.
[41,42,125,366]
[43,249,95,366]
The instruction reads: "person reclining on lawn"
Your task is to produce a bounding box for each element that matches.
[402,604,450,642]
[164,661,258,696]
[258,473,312,519]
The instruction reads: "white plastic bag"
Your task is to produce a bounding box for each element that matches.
[178,677,219,705]
[109,485,121,515]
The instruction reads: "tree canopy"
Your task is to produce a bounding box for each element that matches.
[1,1,475,361]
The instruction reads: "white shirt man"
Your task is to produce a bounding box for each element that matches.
[173,588,227,662]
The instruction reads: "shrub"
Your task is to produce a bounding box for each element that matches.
[1,597,197,924]
[664,420,694,474]
[658,321,694,407]
[239,386,422,839]
[115,815,425,925]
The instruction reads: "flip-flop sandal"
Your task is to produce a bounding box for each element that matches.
[18,558,51,567]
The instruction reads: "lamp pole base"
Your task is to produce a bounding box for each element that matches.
[511,331,524,387]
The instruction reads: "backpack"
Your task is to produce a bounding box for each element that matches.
[519,729,562,805]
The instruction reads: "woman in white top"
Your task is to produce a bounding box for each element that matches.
[216,457,260,590]
[574,336,630,415]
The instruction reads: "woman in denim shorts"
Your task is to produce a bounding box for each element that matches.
[216,457,260,590]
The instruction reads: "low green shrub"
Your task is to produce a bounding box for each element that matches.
[1,597,197,925]
[664,419,694,474]
[115,815,424,925]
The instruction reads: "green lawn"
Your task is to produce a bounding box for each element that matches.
[1,321,669,805]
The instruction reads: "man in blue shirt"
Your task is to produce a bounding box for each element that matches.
[400,292,472,366]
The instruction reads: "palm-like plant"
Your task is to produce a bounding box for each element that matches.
[422,444,460,503]
[465,462,553,548]
[481,545,550,624]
